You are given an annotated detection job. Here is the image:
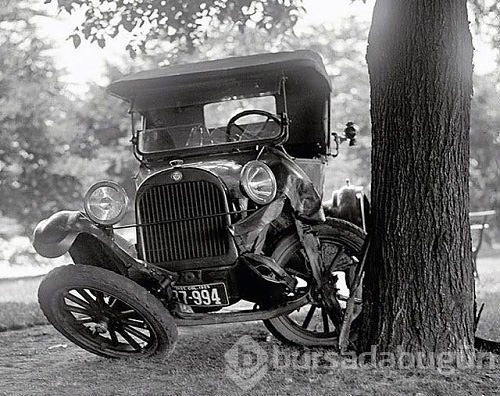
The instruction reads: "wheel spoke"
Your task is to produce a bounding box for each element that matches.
[108,297,118,308]
[117,328,141,350]
[64,292,92,311]
[65,305,91,316]
[121,319,148,329]
[109,328,119,346]
[74,317,95,324]
[321,308,330,333]
[302,305,316,329]
[59,284,158,354]
[78,289,98,308]
[122,325,150,343]
[94,290,106,309]
[117,309,139,319]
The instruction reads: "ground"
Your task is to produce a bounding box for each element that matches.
[0,255,499,395]
[1,323,500,396]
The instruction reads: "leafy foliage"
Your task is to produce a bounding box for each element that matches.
[470,72,500,230]
[0,1,82,233]
[2,0,498,241]
[469,0,500,52]
[47,0,304,57]
[0,2,133,233]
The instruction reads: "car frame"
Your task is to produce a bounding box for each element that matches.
[33,50,367,358]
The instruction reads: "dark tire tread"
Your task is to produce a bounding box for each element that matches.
[38,264,178,359]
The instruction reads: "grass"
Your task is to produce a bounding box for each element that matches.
[0,254,499,337]
[0,276,47,332]
[0,255,499,395]
[0,301,47,332]
[0,275,42,303]
[1,323,499,396]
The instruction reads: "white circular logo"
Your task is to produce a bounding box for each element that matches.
[171,171,183,182]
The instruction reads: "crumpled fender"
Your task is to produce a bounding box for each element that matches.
[232,148,325,252]
[32,210,135,261]
[261,147,325,221]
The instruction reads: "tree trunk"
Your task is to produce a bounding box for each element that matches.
[360,0,475,359]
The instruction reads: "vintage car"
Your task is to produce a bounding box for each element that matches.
[33,50,367,359]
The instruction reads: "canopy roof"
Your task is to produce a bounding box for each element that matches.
[108,50,331,110]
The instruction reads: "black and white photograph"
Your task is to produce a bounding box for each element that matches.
[1,0,499,394]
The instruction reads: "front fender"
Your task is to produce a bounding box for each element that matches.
[261,148,324,220]
[33,211,86,258]
[32,211,136,264]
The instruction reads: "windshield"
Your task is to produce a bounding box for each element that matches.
[137,96,282,154]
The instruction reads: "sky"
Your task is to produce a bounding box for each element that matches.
[37,0,496,95]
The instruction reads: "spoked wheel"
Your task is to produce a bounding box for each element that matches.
[263,218,365,347]
[38,265,178,359]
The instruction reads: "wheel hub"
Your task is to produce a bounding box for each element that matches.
[90,320,108,334]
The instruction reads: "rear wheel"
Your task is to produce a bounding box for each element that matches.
[263,218,365,347]
[38,265,178,359]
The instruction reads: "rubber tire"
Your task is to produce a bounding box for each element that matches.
[38,264,178,359]
[263,218,365,347]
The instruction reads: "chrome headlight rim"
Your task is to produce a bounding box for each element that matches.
[84,180,129,226]
[240,160,277,205]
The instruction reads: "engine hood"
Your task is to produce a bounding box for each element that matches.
[134,148,322,217]
[135,152,256,200]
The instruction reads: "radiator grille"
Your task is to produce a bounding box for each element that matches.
[137,180,229,263]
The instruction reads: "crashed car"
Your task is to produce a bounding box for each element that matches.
[33,50,368,358]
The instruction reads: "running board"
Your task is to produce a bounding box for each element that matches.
[173,295,309,326]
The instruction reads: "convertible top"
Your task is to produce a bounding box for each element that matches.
[108,50,331,109]
[109,50,332,158]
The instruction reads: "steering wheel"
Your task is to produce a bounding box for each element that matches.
[225,110,282,142]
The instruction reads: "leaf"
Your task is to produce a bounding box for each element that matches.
[71,34,81,48]
[123,19,134,32]
[97,38,105,48]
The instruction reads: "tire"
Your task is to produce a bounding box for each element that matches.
[38,264,178,359]
[263,218,365,347]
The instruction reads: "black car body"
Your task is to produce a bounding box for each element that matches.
[33,50,367,358]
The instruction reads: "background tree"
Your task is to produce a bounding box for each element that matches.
[0,1,134,235]
[0,1,82,235]
[359,1,475,357]
[52,0,303,58]
[470,72,500,233]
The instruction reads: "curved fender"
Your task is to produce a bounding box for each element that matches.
[261,148,325,222]
[32,211,136,264]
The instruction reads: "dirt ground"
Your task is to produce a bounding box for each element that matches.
[1,323,500,396]
[1,255,499,395]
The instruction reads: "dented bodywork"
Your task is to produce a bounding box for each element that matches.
[33,50,368,345]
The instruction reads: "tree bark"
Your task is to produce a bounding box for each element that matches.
[360,0,475,359]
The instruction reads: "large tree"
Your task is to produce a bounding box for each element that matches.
[360,1,475,357]
[50,0,478,357]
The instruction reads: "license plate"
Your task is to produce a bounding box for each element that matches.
[172,283,229,306]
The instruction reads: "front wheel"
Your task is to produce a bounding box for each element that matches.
[263,218,365,347]
[38,265,178,359]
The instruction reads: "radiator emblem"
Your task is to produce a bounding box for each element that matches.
[171,171,183,182]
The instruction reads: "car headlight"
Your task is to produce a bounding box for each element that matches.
[84,181,129,226]
[240,161,277,205]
